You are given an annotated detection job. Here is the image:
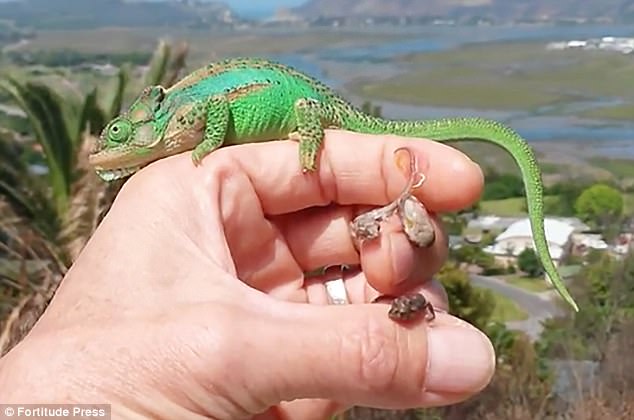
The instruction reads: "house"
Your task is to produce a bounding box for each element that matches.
[464,215,522,243]
[448,235,463,250]
[570,232,608,256]
[483,217,576,267]
[466,215,521,233]
[614,233,634,255]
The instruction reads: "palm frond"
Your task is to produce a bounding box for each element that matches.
[0,131,60,241]
[143,39,171,87]
[60,131,123,261]
[0,37,192,355]
[96,66,131,123]
[162,41,189,88]
[0,76,76,215]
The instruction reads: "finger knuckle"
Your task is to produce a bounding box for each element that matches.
[347,315,400,392]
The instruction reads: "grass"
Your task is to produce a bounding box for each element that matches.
[558,264,582,278]
[587,157,634,179]
[488,290,529,322]
[479,195,577,216]
[579,103,634,121]
[501,274,552,293]
[480,197,526,216]
[15,28,406,68]
[625,193,634,215]
[351,40,634,112]
[0,258,50,276]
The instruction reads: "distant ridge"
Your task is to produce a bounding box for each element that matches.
[0,0,242,29]
[293,0,634,23]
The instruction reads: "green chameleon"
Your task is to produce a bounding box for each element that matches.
[89,57,579,312]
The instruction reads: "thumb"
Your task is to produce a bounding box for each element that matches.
[243,302,496,410]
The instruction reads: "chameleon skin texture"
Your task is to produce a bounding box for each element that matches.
[89,57,579,312]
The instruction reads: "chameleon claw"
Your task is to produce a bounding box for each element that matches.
[300,154,318,173]
[191,153,203,166]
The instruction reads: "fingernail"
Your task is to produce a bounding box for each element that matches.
[425,325,495,393]
[388,232,415,284]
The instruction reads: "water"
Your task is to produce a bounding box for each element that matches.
[269,24,634,156]
[319,24,634,63]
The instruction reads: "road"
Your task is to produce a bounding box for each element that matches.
[470,274,564,340]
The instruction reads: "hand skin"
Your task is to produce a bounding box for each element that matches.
[0,131,495,419]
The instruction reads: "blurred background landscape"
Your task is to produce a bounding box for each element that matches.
[0,1,633,419]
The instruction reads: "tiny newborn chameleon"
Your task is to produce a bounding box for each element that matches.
[350,147,437,322]
[89,56,579,314]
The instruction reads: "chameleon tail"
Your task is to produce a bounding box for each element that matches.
[345,114,579,312]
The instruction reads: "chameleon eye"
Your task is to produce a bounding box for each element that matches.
[106,119,132,144]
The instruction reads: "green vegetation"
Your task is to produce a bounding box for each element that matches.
[488,290,530,322]
[353,41,634,113]
[0,40,189,353]
[448,141,624,190]
[7,49,153,67]
[574,183,624,229]
[478,195,568,217]
[480,185,633,219]
[587,157,634,179]
[518,248,544,277]
[438,260,526,323]
[541,251,634,360]
[450,244,495,268]
[14,28,405,68]
[579,103,634,121]
[482,171,525,200]
[503,275,552,293]
[625,193,634,214]
[480,197,525,216]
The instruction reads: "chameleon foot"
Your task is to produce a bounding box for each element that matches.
[349,147,434,248]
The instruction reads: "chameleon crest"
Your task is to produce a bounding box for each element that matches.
[90,86,170,181]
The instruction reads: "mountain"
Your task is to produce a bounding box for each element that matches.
[0,0,242,30]
[293,0,634,22]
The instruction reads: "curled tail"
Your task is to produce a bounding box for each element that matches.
[344,113,579,311]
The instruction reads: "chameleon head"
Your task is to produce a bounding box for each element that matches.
[88,115,162,182]
[88,86,167,182]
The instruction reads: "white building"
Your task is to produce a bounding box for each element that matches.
[484,217,576,266]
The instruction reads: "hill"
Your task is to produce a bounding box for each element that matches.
[0,0,241,30]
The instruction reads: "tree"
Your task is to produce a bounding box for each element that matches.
[482,172,525,200]
[420,262,555,419]
[437,261,495,328]
[540,251,634,361]
[517,247,543,277]
[543,180,592,217]
[574,183,624,230]
[450,244,497,271]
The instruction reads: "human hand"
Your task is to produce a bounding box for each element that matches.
[0,131,494,419]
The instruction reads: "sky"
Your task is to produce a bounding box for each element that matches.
[227,0,306,17]
[137,0,309,18]
[0,0,309,17]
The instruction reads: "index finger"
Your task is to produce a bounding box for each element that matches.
[170,130,484,215]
